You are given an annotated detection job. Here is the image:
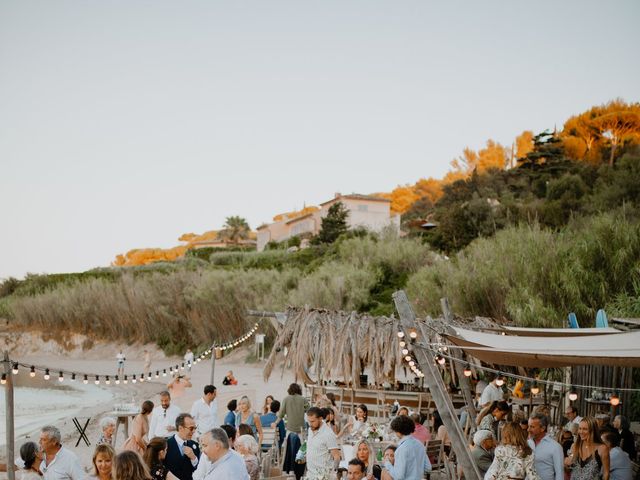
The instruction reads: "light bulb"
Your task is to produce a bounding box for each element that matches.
[531,383,540,395]
[71,373,76,381]
[496,376,505,387]
[397,331,405,338]
[402,348,409,355]
[83,375,89,384]
[409,330,418,339]
[163,369,167,377]
[105,376,111,385]
[1,373,6,385]
[95,376,100,385]
[12,363,18,375]
[44,369,50,380]
[610,394,620,406]
[132,375,137,384]
[123,375,128,384]
[409,360,415,367]
[155,371,159,378]
[436,355,446,365]
[405,355,412,362]
[399,341,406,348]
[58,372,64,382]
[30,366,36,377]
[463,367,472,377]
[568,389,578,401]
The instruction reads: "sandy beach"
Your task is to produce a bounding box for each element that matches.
[0,338,295,475]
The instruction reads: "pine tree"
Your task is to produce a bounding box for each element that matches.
[316,202,349,244]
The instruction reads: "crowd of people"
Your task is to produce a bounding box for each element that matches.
[467,375,637,480]
[6,369,637,480]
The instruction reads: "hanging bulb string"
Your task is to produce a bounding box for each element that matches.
[2,319,264,386]
[412,341,640,394]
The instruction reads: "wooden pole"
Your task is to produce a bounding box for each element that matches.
[393,291,481,480]
[440,298,477,424]
[3,351,15,480]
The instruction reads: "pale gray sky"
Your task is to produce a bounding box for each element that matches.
[1,1,639,278]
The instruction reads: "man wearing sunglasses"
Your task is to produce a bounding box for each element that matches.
[164,413,201,480]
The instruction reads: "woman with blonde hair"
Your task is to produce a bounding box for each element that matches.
[485,422,540,480]
[235,396,263,445]
[565,417,610,480]
[354,439,378,480]
[113,451,151,480]
[90,444,115,480]
[122,400,154,455]
[235,434,261,480]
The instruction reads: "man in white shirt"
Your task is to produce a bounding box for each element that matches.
[184,349,195,373]
[527,413,564,480]
[306,407,341,478]
[38,426,85,480]
[149,391,182,438]
[191,385,219,437]
[564,406,583,430]
[200,428,249,480]
[479,375,504,407]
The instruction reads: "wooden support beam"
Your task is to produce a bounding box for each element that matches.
[393,291,481,480]
[440,298,477,424]
[3,351,15,480]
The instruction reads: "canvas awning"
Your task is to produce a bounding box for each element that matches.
[444,326,640,368]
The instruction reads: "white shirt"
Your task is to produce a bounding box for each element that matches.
[116,353,125,364]
[191,398,219,435]
[203,451,249,480]
[479,383,503,406]
[149,404,181,438]
[184,351,195,365]
[40,447,85,480]
[306,422,339,476]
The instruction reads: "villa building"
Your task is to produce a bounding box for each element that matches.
[257,193,401,251]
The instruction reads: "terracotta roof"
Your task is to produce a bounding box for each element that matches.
[286,213,315,225]
[319,194,391,206]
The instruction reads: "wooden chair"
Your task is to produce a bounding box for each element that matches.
[425,439,445,480]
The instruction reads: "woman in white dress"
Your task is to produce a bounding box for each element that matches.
[338,404,369,438]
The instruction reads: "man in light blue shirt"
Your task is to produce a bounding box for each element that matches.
[383,415,431,480]
[200,428,249,480]
[527,413,564,480]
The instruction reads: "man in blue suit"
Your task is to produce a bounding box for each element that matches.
[164,413,200,480]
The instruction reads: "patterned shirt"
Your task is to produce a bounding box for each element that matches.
[306,422,339,477]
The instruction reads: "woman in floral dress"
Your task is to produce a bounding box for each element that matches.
[485,422,540,480]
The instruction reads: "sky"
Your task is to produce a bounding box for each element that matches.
[1,1,639,279]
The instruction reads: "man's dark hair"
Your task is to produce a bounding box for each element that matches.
[288,383,302,396]
[390,414,415,436]
[601,431,621,448]
[566,406,578,415]
[175,413,193,430]
[220,424,236,441]
[348,458,366,472]
[204,385,216,395]
[227,399,237,411]
[318,407,330,419]
[306,406,323,418]
[270,400,281,414]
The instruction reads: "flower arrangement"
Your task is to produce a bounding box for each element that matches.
[362,423,383,441]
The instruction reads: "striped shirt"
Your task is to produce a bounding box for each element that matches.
[306,422,339,476]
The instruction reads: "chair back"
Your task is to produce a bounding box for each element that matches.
[262,427,278,447]
[595,309,609,328]
[568,312,579,329]
[426,439,445,470]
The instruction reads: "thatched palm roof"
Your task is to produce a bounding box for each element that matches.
[263,306,405,385]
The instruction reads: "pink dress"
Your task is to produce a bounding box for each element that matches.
[122,414,148,455]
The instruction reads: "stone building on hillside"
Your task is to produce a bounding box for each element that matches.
[256,193,401,251]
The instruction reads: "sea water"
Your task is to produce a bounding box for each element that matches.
[0,383,112,447]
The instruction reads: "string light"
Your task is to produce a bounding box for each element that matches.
[123,375,128,384]
[155,371,159,378]
[30,366,36,378]
[95,376,100,385]
[568,387,578,401]
[610,393,620,406]
[404,355,412,362]
[163,369,167,377]
[12,363,19,375]
[436,355,446,366]
[399,341,406,348]
[58,372,64,382]
[44,369,50,380]
[115,375,120,385]
[1,374,6,385]
[496,374,505,387]
[463,365,472,377]
[397,331,405,339]
[409,330,418,340]
[402,348,409,355]
[71,373,76,382]
[139,373,144,383]
[531,382,540,395]
[105,376,110,385]
[132,375,137,384]
[83,375,89,384]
